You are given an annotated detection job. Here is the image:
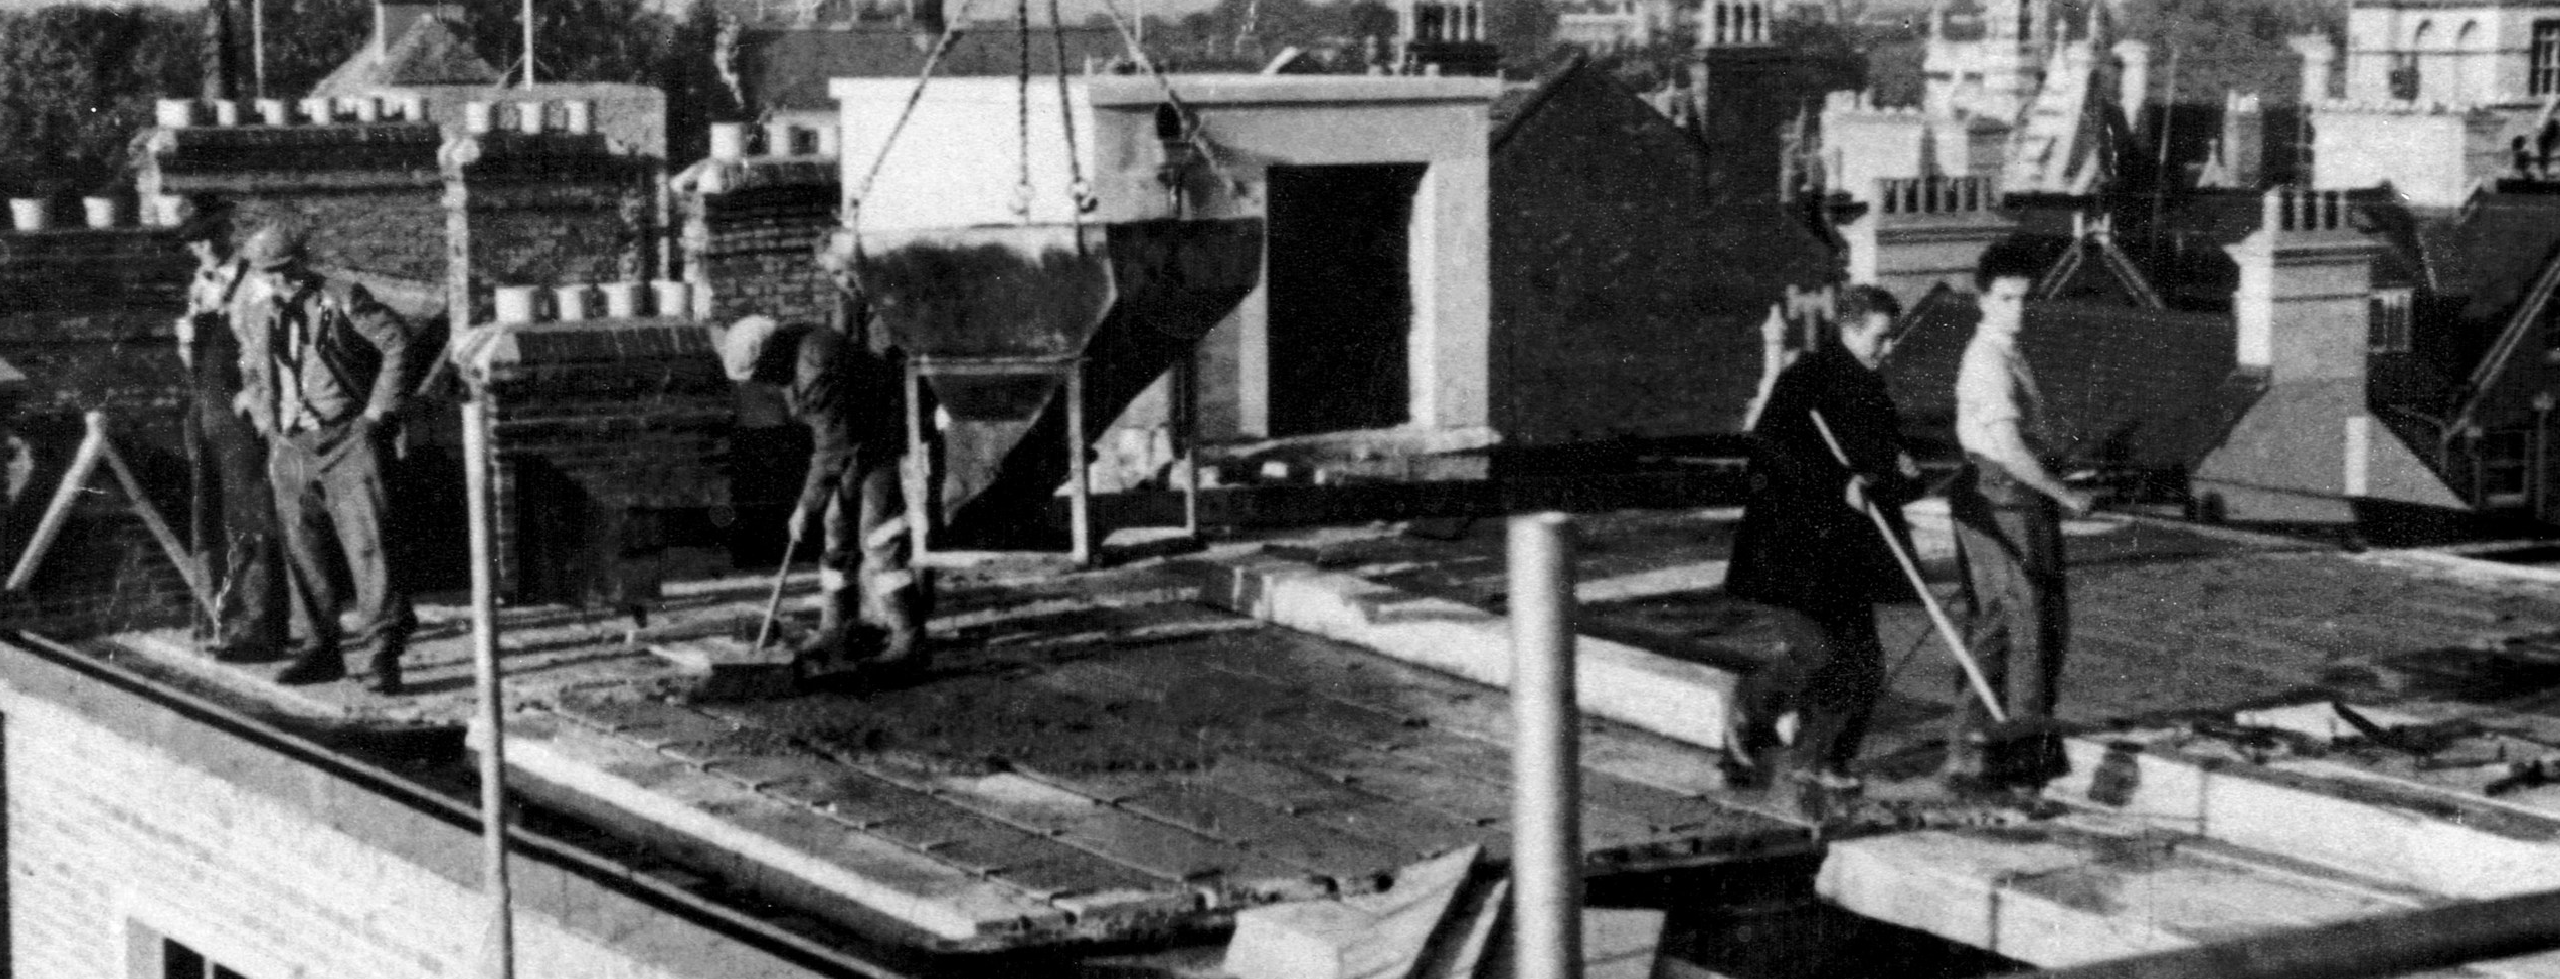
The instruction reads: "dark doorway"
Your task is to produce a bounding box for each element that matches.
[1264,163,1426,437]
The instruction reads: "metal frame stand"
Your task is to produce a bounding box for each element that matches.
[905,354,1095,569]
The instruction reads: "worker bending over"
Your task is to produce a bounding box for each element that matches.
[722,316,930,676]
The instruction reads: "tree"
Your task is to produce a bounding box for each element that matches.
[0,5,201,197]
[456,0,678,85]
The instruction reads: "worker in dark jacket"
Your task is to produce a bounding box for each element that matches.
[231,222,418,694]
[1723,284,1922,803]
[722,315,929,674]
[174,196,285,661]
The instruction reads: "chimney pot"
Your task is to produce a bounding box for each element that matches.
[494,285,542,324]
[155,99,196,129]
[463,101,496,134]
[299,97,336,124]
[257,98,293,126]
[562,99,594,135]
[514,102,548,135]
[555,285,594,322]
[651,279,695,319]
[8,198,50,233]
[709,122,747,162]
[80,196,120,229]
[600,281,643,319]
[210,99,241,126]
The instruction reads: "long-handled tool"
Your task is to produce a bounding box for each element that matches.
[751,517,802,652]
[1808,409,2009,724]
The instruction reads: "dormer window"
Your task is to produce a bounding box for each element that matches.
[2534,20,2560,96]
[2370,288,2413,353]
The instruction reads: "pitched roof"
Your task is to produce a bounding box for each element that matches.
[743,25,1128,111]
[2035,224,2164,308]
[1883,289,2260,469]
[1488,50,1596,150]
[312,12,504,95]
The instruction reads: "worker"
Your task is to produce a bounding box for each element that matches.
[1944,239,2093,791]
[1723,284,1922,813]
[231,222,418,694]
[174,196,285,662]
[720,315,929,677]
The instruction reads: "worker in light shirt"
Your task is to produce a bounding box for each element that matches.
[1943,239,2093,793]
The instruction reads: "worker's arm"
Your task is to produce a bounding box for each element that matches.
[791,332,857,519]
[1954,343,2090,515]
[1975,417,2090,515]
[336,282,411,421]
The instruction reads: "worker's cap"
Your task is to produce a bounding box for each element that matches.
[171,195,234,243]
[238,223,307,272]
[721,315,782,382]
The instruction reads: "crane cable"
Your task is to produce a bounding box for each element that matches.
[845,0,986,225]
[1087,0,1235,191]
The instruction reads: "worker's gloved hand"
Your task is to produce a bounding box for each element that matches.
[787,501,812,547]
[1844,473,1872,515]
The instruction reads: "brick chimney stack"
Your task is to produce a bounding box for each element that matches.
[2223,186,2375,384]
[2194,185,2389,522]
[1688,0,1811,207]
[1839,175,2015,310]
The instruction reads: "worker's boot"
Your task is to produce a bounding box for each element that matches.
[365,645,405,697]
[793,575,864,672]
[274,644,347,686]
[860,582,933,684]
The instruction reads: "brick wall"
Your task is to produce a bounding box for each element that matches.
[0,229,199,637]
[0,641,863,979]
[455,320,734,605]
[686,179,841,329]
[448,134,663,333]
[142,122,451,286]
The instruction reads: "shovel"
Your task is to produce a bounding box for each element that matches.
[751,517,802,652]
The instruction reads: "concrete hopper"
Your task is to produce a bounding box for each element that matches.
[856,215,1262,551]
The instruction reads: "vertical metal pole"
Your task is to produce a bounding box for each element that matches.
[1509,512,1581,979]
[521,0,537,88]
[903,360,931,565]
[463,396,516,979]
[1177,353,1200,538]
[250,0,266,99]
[1066,360,1092,566]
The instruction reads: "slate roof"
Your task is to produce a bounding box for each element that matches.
[1883,288,2262,469]
[312,13,504,95]
[744,25,1129,111]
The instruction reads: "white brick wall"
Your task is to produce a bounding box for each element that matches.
[0,667,831,979]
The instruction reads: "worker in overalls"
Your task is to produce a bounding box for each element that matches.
[231,222,418,694]
[721,315,929,677]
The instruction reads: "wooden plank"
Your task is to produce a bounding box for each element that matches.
[1817,817,2431,969]
[2048,735,2560,899]
[1220,846,1478,979]
[1185,556,1741,750]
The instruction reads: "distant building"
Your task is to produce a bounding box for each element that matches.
[2296,0,2560,208]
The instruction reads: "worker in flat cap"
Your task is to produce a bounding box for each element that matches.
[229,221,418,694]
[174,195,286,662]
[722,315,930,677]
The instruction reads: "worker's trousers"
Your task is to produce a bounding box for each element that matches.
[1948,458,2070,783]
[269,418,415,659]
[818,461,926,639]
[189,354,284,654]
